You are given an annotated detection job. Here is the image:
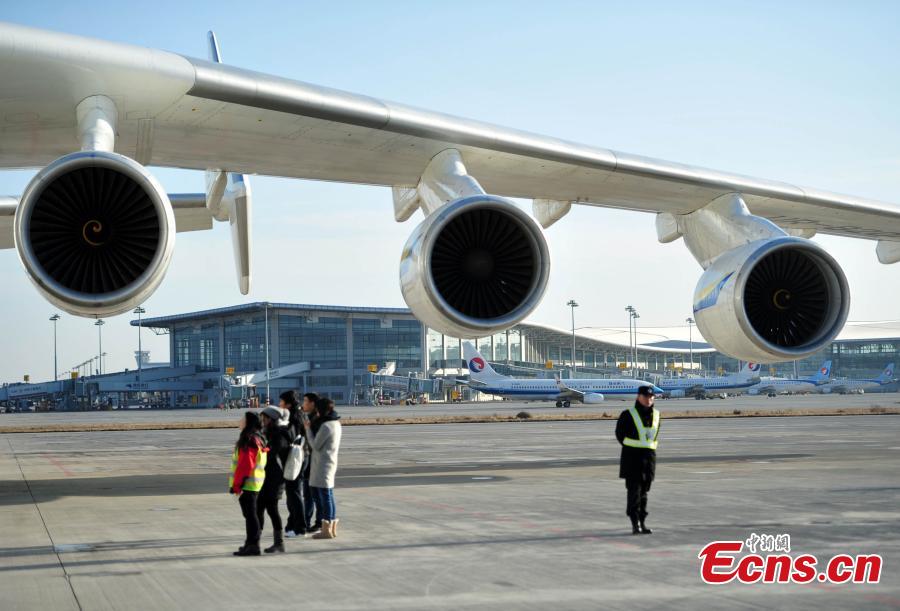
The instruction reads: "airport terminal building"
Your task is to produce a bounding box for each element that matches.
[127,302,900,405]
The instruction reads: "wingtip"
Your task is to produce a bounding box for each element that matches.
[206,30,221,63]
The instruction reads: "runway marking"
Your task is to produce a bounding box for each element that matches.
[43,453,74,477]
[690,471,720,474]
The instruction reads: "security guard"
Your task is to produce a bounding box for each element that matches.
[615,385,660,534]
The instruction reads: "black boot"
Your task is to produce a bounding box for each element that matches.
[265,531,285,553]
[234,541,261,556]
[639,516,652,534]
[629,515,641,535]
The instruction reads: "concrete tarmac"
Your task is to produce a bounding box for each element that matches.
[1,415,899,609]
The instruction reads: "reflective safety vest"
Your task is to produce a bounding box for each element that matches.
[622,406,660,450]
[229,446,267,492]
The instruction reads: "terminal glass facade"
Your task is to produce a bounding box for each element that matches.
[352,318,422,372]
[793,340,900,378]
[173,323,220,372]
[224,316,272,373]
[427,328,445,368]
[279,315,347,369]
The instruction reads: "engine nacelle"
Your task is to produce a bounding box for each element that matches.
[14,151,176,317]
[693,237,849,363]
[400,195,550,338]
[582,392,605,404]
[668,389,686,399]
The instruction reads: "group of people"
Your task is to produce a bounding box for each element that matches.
[228,390,343,556]
[228,383,660,551]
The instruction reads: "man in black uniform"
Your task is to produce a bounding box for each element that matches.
[615,385,660,535]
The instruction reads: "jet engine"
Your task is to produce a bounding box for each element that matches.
[14,151,176,317]
[692,237,849,363]
[582,392,605,404]
[400,195,550,338]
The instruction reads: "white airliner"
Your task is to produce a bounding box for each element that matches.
[462,343,661,407]
[658,363,762,398]
[819,363,896,395]
[747,361,832,396]
[1,23,900,363]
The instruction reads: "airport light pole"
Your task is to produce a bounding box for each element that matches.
[625,305,634,372]
[632,311,640,376]
[686,317,695,374]
[49,314,60,381]
[134,307,145,388]
[567,300,579,376]
[95,319,105,375]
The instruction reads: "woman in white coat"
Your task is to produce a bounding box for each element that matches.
[304,396,343,539]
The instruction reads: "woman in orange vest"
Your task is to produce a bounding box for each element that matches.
[230,411,268,556]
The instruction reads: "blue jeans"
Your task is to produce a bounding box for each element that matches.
[311,486,336,521]
[297,462,317,529]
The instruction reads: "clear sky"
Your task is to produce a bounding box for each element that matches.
[1,1,899,381]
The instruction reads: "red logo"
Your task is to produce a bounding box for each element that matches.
[699,536,882,585]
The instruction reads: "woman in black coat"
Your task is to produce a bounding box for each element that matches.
[257,406,293,553]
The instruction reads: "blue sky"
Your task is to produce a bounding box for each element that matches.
[2,1,900,381]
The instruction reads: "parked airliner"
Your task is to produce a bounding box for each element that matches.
[747,361,832,396]
[819,363,896,394]
[658,363,762,398]
[462,343,661,408]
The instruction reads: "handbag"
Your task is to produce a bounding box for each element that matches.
[282,436,304,480]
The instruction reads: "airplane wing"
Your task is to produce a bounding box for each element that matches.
[0,194,214,249]
[676,383,706,395]
[554,376,584,401]
[459,378,489,389]
[2,22,900,253]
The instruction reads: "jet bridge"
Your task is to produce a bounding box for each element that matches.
[367,372,443,399]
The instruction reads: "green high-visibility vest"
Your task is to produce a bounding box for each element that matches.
[229,447,267,492]
[622,406,660,450]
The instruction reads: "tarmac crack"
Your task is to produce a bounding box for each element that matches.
[5,437,84,611]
